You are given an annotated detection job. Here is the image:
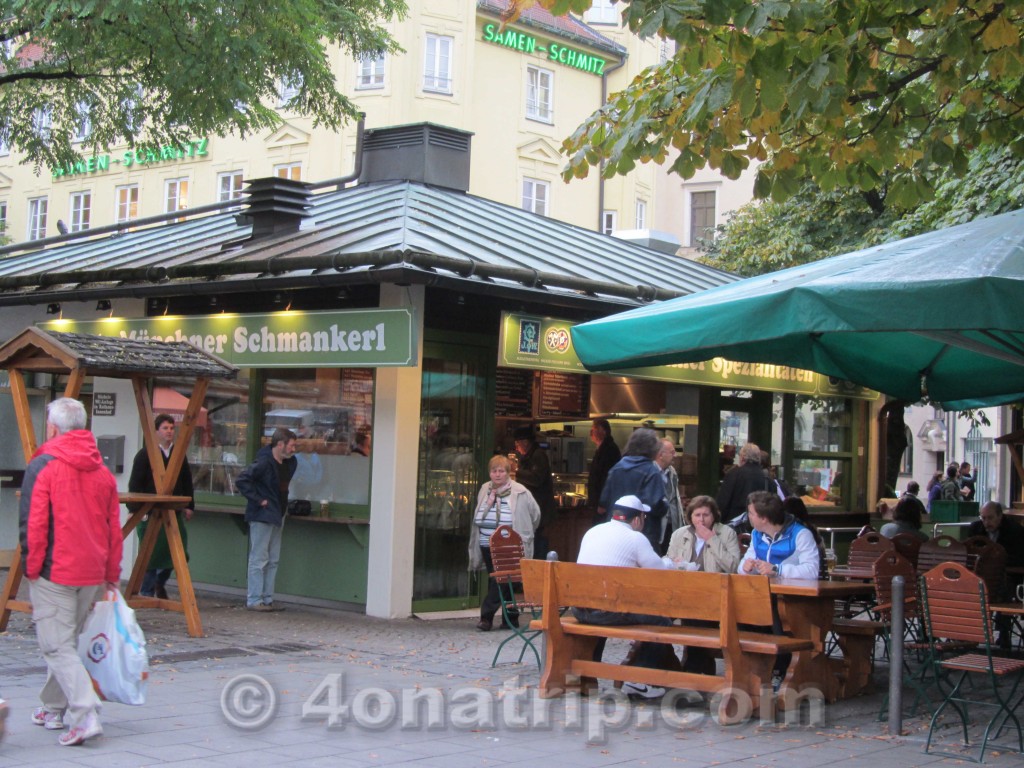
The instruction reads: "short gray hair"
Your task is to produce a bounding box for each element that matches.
[623,428,660,459]
[47,397,87,434]
[738,442,761,465]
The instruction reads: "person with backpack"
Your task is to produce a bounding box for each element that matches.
[939,464,962,501]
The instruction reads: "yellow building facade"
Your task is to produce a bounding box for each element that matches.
[0,1,686,248]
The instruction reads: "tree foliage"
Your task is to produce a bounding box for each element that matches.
[699,146,1024,276]
[509,0,1024,207]
[0,0,405,170]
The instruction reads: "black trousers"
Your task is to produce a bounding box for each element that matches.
[479,547,518,626]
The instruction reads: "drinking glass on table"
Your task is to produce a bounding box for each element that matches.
[825,548,837,577]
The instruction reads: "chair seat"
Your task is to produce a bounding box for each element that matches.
[941,653,1024,675]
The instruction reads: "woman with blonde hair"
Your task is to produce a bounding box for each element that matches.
[667,495,741,574]
[468,454,540,632]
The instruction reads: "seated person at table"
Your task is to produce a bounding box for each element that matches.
[666,495,740,674]
[782,496,827,575]
[968,501,1024,648]
[739,491,820,580]
[574,495,679,699]
[880,497,929,542]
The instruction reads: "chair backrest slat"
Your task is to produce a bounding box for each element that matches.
[849,531,894,569]
[489,525,525,577]
[890,533,922,569]
[873,550,918,619]
[917,535,967,576]
[922,562,990,644]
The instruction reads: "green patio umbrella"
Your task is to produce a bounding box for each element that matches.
[572,209,1024,410]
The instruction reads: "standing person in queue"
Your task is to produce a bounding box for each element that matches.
[20,398,121,746]
[511,426,556,558]
[236,428,298,612]
[716,442,771,525]
[598,428,668,549]
[655,438,684,554]
[127,413,195,600]
[468,454,540,631]
[587,418,621,526]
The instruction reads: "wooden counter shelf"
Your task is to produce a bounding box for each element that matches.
[197,503,369,525]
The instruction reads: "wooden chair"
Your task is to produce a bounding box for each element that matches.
[738,532,751,557]
[921,562,1024,763]
[488,525,544,668]
[848,531,894,570]
[890,532,923,570]
[917,535,968,577]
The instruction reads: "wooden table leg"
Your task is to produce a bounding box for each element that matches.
[0,545,29,630]
[776,595,841,704]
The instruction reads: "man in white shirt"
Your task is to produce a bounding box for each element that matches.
[574,495,678,698]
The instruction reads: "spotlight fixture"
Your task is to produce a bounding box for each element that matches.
[96,300,112,311]
[273,292,283,305]
[209,295,218,308]
[336,287,350,300]
[46,302,61,315]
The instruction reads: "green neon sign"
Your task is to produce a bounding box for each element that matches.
[481,23,608,75]
[51,138,210,179]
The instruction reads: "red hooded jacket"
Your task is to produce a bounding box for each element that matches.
[19,429,122,585]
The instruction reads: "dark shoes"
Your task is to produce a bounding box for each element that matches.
[476,619,492,632]
[154,586,169,600]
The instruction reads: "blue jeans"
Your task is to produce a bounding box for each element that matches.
[140,568,171,596]
[247,521,283,607]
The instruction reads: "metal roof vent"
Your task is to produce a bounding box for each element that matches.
[359,122,473,192]
[240,177,314,239]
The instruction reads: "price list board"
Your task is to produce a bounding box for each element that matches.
[495,367,534,418]
[537,371,590,419]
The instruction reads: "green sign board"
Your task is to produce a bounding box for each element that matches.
[42,308,416,368]
[481,23,609,75]
[498,312,877,400]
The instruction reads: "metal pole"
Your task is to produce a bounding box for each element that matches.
[888,575,905,735]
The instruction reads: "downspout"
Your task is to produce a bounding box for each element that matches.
[597,53,626,233]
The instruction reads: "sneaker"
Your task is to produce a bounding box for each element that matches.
[265,603,285,612]
[622,682,666,700]
[154,585,170,600]
[0,699,8,742]
[31,706,65,730]
[770,671,784,693]
[246,604,272,612]
[58,712,102,746]
[475,619,492,632]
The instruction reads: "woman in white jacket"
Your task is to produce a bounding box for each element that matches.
[667,495,741,574]
[468,455,540,631]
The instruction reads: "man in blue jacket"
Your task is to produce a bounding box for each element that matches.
[236,428,298,611]
[597,428,667,549]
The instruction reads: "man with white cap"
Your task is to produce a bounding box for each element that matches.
[573,495,678,698]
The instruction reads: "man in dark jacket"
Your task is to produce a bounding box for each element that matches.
[597,428,667,549]
[20,397,121,746]
[127,413,195,600]
[587,418,621,524]
[715,442,771,524]
[236,428,297,611]
[512,426,556,558]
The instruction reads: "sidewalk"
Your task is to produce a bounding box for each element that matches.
[0,590,1019,766]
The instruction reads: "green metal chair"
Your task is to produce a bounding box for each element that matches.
[921,562,1024,763]
[488,525,544,669]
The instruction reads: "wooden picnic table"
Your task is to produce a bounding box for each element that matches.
[828,565,874,581]
[769,578,877,703]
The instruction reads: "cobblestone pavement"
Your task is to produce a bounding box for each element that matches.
[0,588,1020,767]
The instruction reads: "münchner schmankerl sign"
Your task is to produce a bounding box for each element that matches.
[42,308,416,368]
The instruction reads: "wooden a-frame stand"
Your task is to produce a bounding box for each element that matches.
[0,328,237,638]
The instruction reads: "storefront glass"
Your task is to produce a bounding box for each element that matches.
[789,396,853,509]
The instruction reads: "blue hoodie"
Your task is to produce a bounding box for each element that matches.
[236,444,298,526]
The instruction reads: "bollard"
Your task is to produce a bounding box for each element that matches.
[888,575,905,735]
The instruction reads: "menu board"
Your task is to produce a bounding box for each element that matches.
[495,367,533,417]
[538,371,590,418]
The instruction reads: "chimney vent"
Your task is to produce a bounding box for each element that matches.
[241,177,313,239]
[359,123,473,192]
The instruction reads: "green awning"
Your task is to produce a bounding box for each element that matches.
[572,209,1024,410]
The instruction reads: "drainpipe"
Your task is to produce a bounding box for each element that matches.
[597,53,627,233]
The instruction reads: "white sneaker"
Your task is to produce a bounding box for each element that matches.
[622,682,666,699]
[58,711,102,746]
[31,706,64,730]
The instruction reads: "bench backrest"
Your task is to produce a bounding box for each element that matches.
[520,560,774,627]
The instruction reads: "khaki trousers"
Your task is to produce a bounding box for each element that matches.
[28,578,105,726]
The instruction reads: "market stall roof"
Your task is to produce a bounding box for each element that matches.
[571,208,1024,410]
[0,181,736,310]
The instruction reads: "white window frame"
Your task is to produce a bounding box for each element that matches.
[115,184,139,224]
[32,106,52,140]
[357,54,386,89]
[27,197,47,240]
[0,200,7,234]
[0,134,8,156]
[689,189,717,246]
[526,65,554,123]
[217,170,245,201]
[277,74,303,107]
[601,210,617,236]
[164,177,189,216]
[273,162,302,181]
[584,0,619,24]
[635,199,647,229]
[423,33,453,94]
[69,191,91,232]
[72,101,92,143]
[522,178,550,216]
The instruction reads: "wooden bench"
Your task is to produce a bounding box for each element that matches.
[520,560,814,724]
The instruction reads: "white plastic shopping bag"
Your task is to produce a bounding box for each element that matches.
[77,589,149,705]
